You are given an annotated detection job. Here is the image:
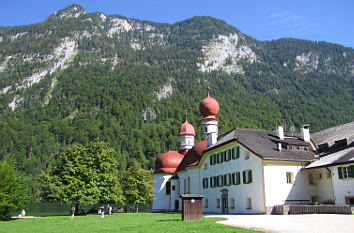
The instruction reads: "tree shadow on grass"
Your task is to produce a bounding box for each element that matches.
[156,219,181,222]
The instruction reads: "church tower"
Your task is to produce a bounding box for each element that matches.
[178,119,195,155]
[199,94,219,147]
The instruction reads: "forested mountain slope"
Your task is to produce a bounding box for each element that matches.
[0,5,353,180]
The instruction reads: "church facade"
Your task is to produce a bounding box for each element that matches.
[152,94,354,214]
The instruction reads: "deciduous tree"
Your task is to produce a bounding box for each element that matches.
[0,160,30,220]
[40,141,124,213]
[121,161,154,212]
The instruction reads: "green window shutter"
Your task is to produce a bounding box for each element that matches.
[231,147,235,158]
[243,171,246,183]
[350,165,354,178]
[236,146,240,159]
[210,156,212,165]
[338,167,343,179]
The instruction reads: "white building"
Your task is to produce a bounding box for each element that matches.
[306,122,354,206]
[152,94,354,213]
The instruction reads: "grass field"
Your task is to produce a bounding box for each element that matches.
[0,213,263,233]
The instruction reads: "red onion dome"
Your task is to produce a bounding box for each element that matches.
[155,151,184,173]
[179,120,195,136]
[199,94,219,118]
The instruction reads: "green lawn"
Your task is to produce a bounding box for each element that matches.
[0,213,263,233]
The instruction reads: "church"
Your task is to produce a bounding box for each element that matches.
[152,94,354,214]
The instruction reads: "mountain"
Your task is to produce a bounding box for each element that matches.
[0,4,353,180]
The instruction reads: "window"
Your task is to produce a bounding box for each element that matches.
[246,198,252,209]
[202,178,208,189]
[217,198,220,208]
[230,198,235,209]
[308,172,315,185]
[187,177,191,194]
[210,176,217,188]
[204,163,208,170]
[338,166,354,179]
[217,152,223,163]
[166,181,171,195]
[244,150,250,160]
[205,198,208,208]
[232,146,240,159]
[286,172,294,184]
[345,196,354,205]
[318,143,329,153]
[210,154,216,165]
[243,170,252,184]
[232,171,241,185]
[311,195,318,204]
[224,149,231,161]
[224,173,232,186]
[217,175,224,187]
[172,185,175,190]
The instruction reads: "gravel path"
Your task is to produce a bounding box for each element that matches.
[206,214,354,233]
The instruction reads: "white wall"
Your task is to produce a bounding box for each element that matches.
[314,168,334,203]
[177,168,200,209]
[152,174,172,211]
[200,143,265,214]
[170,178,180,210]
[332,165,354,205]
[264,164,316,206]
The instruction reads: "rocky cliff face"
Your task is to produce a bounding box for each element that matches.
[0,4,353,112]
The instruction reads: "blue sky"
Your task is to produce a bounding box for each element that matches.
[1,0,353,48]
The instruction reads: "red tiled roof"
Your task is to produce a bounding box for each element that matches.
[177,140,207,171]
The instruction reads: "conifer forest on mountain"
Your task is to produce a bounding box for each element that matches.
[0,5,353,198]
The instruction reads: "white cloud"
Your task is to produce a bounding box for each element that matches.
[270,11,308,36]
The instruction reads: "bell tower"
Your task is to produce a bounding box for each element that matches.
[199,93,219,147]
[178,119,195,155]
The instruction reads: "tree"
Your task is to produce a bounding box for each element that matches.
[40,141,124,214]
[0,160,30,220]
[121,161,154,212]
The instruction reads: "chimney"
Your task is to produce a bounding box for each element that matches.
[276,126,284,140]
[278,143,282,152]
[301,125,311,142]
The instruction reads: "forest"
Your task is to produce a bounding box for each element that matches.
[0,4,353,197]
